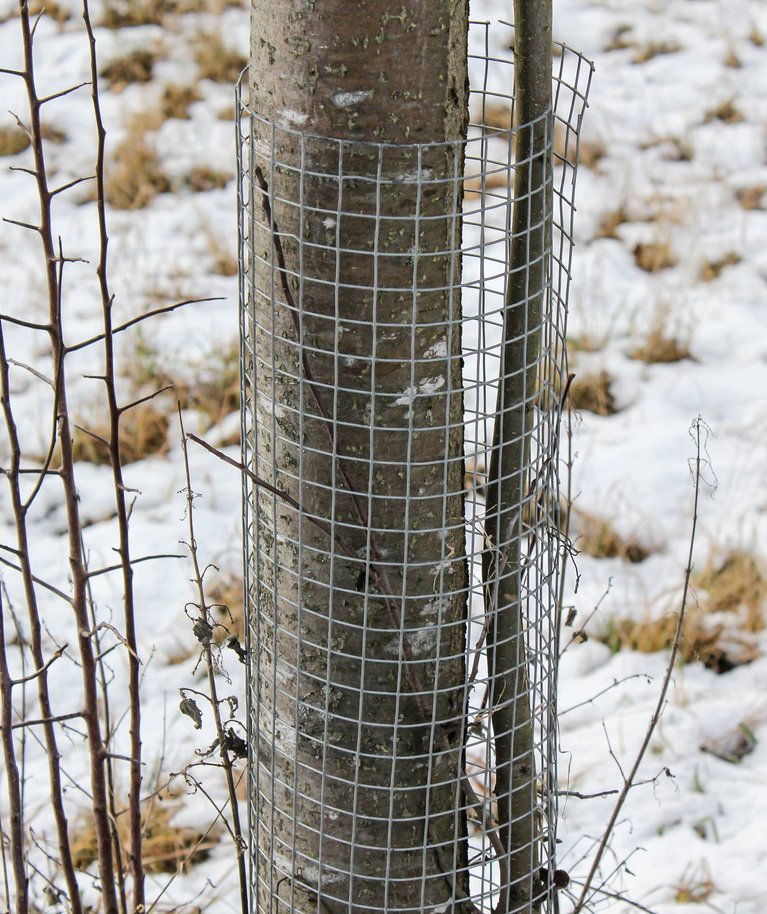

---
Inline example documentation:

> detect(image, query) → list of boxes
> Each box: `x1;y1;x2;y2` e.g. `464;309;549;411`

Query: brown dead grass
71;794;219;875
161;83;202;120
554;121;606;169
195;33;247;83
28;0;71;22
463;170;510;198
704;98;744;125
70;403;170;466
0;125;30;156
105;123;171;210
630;311;690;364
700;252;741;281
736;185;766;211
632;40;681;64
206;571;244;644
101;48;158;89
568;370;618;416
572;508;652;564
598;549;766;673
633;240;677;273
102;0;171;27
182;166;231;193
595;206;630;240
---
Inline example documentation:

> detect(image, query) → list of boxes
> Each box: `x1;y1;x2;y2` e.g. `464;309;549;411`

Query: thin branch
571;419;707;913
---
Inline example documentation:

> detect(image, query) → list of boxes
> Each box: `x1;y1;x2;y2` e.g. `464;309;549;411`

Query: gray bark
248;3;470;912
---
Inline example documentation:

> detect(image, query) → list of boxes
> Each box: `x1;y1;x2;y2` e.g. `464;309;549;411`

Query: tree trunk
483;3;552;912
248;3;470;912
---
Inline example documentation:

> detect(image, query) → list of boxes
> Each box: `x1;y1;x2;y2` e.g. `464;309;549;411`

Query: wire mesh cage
238;23;593;914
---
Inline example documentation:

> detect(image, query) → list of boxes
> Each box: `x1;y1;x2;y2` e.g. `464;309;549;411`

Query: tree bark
483;2;552;912
248;3;470;912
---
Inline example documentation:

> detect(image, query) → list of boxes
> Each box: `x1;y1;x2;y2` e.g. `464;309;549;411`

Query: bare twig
571;418;707;913
178;409;248;914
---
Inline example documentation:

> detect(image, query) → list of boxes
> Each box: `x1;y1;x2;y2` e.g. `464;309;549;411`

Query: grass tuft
632;40;681;64
101;48;157;89
700;252;741;281
105;124;171;210
70;403;170;465
572;508;652;563
704;97;744;125
568;370;618;416
71;793;219;875
0;125;31;156
633;240;677;273
630;311;690;364
160;83;202;120
735;185;766;210
182;166;231;193
194;33;247;83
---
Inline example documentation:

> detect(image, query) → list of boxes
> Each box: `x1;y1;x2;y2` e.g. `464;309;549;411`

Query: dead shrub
71;794;219;875
572;508;651;564
101;48;157;89
633;240;677;272
105;124;171;210
194;33;247;83
568;370;618;416
700;252;741;281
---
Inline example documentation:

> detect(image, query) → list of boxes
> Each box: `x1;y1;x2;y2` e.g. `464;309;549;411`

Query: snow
1;0;767;912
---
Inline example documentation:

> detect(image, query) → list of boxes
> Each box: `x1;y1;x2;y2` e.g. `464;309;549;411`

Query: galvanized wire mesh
239;24;593;914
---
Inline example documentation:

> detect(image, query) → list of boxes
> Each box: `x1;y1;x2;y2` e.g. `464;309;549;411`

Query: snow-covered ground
1;0;766;912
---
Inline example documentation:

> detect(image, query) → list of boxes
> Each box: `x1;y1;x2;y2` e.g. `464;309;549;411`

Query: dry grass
572;508;651;564
28;0;71;23
101;48;158;89
161;83;202;120
700;252;741;281
206;571;244;644
463;170;510;198
604;24;633;52
105;123;171;210
195;33;247;83
182;166;231;193
704;97;744;125
632;40;681;64
476;101;511;130
126;333;240;430
102;0;171;27
630;310;690;364
568;370;618;416
207;236;238;276
673;863;716;905
595;205;630;240
633;240;677;272
554;120;606;169
0;125;31;156
749;23;765;47
735;184;766;210
71;793;219;875
694;549;766;626
597;548;766;673
724;45;743;69
70;403;170;465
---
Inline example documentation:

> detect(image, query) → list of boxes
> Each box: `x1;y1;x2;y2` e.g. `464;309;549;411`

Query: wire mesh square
238;23;593;914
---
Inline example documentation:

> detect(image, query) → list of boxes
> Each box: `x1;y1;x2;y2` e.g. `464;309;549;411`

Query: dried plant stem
81;1;144;905
15;3;118;910
571;419;705;913
0;590;27;914
179;411;248;914
0;319;82;914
